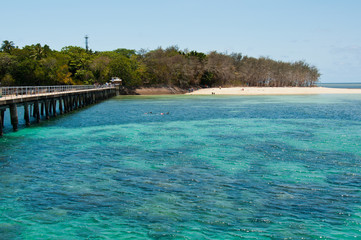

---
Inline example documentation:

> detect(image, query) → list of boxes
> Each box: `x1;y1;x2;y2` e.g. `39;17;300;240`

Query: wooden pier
0;86;117;136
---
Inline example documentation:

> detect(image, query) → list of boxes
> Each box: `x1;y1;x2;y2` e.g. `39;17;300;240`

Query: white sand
186;87;361;95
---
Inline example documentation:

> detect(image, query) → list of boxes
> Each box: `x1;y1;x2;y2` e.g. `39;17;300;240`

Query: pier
0;85;117;136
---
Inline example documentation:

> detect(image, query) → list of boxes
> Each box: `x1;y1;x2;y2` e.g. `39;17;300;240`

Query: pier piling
41;102;44;116
34;101;40;123
0;112;3;136
9;104;18;131
24;103;30;126
1;110;5;128
52;99;57;117
59;98;63;115
44;100;50;120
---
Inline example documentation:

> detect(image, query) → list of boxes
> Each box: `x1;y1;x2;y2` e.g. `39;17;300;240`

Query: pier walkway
0;85;117;136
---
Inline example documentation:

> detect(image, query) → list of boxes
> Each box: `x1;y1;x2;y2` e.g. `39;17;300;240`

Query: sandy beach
185;87;361;95
135;87;186;95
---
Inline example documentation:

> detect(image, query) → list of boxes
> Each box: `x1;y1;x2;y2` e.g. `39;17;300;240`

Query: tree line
0;40;320;88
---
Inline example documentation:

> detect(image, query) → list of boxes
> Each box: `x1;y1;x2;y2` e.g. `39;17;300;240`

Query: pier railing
0;85;114;99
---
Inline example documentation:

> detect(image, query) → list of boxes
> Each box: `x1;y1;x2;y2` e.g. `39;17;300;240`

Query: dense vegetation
0;40;320;88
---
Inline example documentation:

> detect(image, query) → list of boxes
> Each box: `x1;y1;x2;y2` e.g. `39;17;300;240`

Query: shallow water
1;94;361;239
318;82;361;89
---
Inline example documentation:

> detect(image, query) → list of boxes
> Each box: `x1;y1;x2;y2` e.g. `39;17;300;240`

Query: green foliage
188;51;207;61
90;56;111;84
0;40;320;87
75;69;95;85
108;54;135;86
0;52;17;80
61;46;92;76
1;40;16;54
113;48;136;58
200;71;215;87
1;73;15;86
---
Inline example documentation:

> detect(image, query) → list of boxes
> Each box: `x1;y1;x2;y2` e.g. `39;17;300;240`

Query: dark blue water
1;95;361;239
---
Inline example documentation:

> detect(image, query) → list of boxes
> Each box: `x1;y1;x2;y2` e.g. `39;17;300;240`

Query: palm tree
1;40;15;54
31;44;50;60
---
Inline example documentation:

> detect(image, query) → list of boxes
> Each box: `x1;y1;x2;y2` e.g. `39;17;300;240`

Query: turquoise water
1;95;361;239
318;82;361;89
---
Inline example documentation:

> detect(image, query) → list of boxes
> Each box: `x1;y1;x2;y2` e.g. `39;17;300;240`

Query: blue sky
1;0;360;83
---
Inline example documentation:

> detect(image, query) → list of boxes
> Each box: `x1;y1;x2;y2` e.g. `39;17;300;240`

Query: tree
0;52;17;81
113;48;136;58
108;54;135;86
0;42;320;87
1;40;15;54
56;65;74;85
61;46;93;79
90;55;111;84
1;73;15;86
30;43;51;60
204;52;236;87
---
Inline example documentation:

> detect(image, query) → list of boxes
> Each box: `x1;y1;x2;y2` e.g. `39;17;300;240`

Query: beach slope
186;87;361;95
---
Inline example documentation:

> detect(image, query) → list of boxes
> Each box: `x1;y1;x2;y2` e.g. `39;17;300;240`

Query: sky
1;0;360;83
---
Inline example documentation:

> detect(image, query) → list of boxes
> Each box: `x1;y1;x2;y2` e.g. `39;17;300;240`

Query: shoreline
132;86;361;95
185;87;361;96
134;87;186;95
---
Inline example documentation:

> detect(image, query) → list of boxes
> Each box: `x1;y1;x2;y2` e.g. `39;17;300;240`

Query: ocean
318;82;361;89
1;94;361;239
